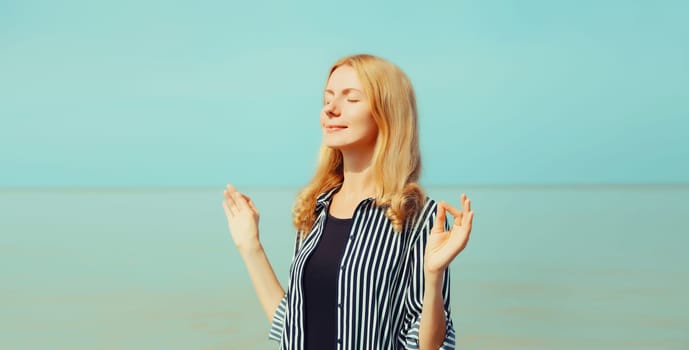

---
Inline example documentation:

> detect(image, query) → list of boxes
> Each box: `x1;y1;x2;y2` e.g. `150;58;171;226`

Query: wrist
237;239;264;257
424;270;444;289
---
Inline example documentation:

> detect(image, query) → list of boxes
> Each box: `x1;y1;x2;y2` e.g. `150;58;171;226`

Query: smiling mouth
325;126;347;132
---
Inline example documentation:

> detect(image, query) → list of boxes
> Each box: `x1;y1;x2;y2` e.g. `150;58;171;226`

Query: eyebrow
324;88;363;95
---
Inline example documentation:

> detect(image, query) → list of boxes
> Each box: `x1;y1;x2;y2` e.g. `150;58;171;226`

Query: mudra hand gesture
222;184;261;252
425;193;475;274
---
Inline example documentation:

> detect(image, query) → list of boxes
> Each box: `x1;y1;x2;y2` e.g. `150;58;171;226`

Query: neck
338;148;375;200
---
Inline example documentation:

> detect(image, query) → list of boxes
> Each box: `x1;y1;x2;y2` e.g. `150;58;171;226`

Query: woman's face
321;65;378;152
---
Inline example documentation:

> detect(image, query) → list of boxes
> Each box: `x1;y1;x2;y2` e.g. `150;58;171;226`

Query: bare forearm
238;243;285;322
418;272;446;350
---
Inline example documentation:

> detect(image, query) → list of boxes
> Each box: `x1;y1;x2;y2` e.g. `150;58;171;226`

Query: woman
222;54;474;349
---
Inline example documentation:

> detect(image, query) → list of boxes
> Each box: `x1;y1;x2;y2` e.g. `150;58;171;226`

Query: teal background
2;1;688;349
1;0;687;187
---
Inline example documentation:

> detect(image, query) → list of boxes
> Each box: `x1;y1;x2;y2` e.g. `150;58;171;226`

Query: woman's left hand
424;194;475;275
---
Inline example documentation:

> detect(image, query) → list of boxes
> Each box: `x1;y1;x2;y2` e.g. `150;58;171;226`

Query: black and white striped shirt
268;186;456;349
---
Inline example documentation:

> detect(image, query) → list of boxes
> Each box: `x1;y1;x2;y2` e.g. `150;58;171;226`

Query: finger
243;194;259;214
462;210;474;229
444;203;463;218
442;203;464;227
226;184;238;196
224;189;238;211
455;211;463;226
462;195;471;214
432;202;447;233
222;198;234;217
233;190;250;210
223;190;236;215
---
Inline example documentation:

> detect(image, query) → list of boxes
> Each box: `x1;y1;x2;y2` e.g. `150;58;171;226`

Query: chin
324;142;347;150
322;136;347;149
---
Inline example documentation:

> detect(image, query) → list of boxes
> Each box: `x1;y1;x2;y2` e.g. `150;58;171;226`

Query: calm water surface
1;185;687;349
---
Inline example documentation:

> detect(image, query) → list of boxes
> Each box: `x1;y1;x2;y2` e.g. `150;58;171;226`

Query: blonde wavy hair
292;54;425;235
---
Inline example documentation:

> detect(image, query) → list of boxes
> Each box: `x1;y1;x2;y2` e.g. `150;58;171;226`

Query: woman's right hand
222;184;261;253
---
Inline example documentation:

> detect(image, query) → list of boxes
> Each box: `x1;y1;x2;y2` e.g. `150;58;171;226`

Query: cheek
366;119;379;138
351;105;373;123
353;112;377;138
358;108;376;132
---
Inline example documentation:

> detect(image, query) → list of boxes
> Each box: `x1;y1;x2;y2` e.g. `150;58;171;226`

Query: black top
303;213;354;349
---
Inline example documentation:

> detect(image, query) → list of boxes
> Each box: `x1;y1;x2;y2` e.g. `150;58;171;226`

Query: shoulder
403;196;439;236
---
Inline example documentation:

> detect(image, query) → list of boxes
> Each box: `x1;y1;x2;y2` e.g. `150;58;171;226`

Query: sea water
1;185;687;349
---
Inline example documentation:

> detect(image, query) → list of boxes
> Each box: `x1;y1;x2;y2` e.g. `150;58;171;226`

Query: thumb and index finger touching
224;184;258;213
434;194;474;230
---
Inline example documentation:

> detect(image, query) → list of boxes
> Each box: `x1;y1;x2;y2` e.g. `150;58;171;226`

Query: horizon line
1;182;688;192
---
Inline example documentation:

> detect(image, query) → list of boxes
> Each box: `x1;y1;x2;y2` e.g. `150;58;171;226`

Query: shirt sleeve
267;232;301;343
268;294;288;342
399;202;456;349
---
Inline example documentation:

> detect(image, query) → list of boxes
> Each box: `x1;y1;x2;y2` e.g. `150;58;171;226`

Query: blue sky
1;0;687;187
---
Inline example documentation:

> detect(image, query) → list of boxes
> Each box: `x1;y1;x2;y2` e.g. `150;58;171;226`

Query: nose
324;98;341;118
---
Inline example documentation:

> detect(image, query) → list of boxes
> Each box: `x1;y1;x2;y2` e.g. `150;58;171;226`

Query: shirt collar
315;183;342;213
314;183;379;213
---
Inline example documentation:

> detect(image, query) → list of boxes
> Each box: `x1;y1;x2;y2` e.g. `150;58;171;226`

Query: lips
325;125;347;131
